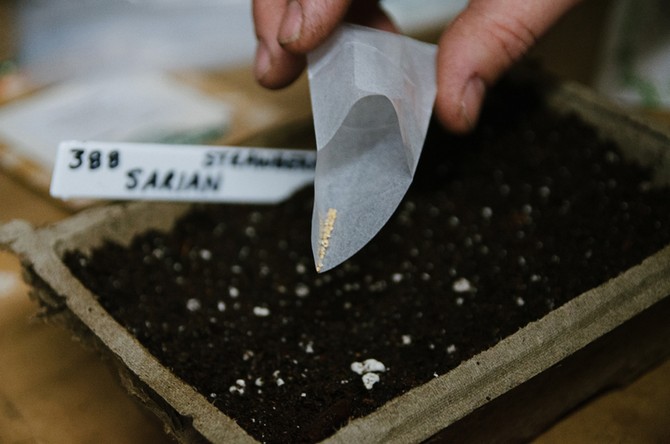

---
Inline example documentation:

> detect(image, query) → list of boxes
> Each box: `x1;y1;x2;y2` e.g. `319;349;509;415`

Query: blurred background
6;0;471;85
1;0;668;184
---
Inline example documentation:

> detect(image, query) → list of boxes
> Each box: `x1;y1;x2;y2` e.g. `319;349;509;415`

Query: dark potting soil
65;78;670;443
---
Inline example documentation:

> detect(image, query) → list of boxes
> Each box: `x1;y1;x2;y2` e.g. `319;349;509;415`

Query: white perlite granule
186;298;201;311
350;358;386;375
452;277;473;293
350;362;365;375
351;358;387;390
361;372;380;390
229;379;246;395
294;283;310;297
253;306;270;317
303;341;315;354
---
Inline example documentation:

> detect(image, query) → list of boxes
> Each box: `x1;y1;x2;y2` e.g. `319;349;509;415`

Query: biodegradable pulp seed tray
2;72;670;443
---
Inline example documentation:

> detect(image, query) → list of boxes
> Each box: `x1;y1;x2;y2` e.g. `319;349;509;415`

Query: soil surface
65;78;670;443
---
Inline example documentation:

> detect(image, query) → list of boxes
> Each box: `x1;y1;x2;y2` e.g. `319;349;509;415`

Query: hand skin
252;0;582;134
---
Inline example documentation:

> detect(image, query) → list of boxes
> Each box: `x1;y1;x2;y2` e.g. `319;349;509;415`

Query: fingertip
436;76;486;135
435;102;473;136
275;0;395;55
253;36;306;89
253;40;272;84
253;0;306;89
460;76;487;133
278;0;304;46
253;40;306;89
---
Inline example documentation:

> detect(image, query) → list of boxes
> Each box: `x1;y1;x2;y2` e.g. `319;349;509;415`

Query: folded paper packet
307;24;437;272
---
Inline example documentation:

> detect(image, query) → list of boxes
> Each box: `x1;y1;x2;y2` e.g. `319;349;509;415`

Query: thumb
435;0;581;134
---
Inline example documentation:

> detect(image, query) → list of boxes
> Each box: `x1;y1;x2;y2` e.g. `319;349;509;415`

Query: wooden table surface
1;1;669;442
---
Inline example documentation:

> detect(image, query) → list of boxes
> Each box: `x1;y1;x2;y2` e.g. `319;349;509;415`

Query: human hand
252;0;581;134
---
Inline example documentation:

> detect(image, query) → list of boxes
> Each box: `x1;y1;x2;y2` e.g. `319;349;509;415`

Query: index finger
278;0;396;52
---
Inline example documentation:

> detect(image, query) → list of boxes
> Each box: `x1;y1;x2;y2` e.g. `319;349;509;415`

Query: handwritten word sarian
126;168;221;193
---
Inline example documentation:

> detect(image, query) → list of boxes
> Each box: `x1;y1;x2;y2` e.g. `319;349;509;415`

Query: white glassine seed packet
307;24;437;272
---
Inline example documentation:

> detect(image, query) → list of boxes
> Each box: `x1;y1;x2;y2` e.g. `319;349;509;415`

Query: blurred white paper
17;0;256;85
307;24;437;272
0;73;231;171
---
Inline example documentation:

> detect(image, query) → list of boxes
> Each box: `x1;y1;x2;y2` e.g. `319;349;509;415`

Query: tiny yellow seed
316;208;338;271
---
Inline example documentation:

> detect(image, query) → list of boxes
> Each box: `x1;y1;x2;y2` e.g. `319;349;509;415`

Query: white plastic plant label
307;24;437;272
50;140;315;203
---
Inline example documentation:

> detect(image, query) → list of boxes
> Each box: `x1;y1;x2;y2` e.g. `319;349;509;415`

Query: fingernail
278;0;303;45
254;40;271;82
461;77;486;131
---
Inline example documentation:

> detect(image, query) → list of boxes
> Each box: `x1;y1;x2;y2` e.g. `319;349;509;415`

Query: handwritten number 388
69;149;120;170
